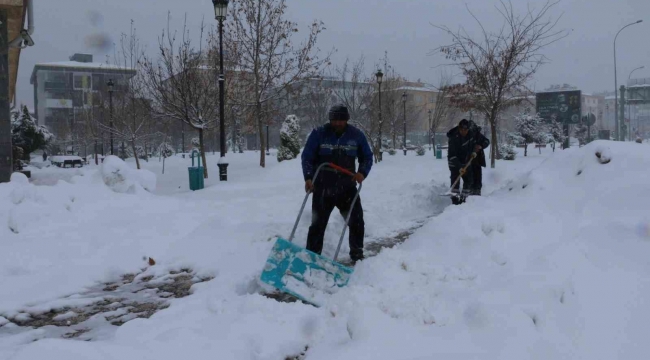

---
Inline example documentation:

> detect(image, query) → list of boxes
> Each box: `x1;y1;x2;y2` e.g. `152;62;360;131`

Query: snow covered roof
30;61;136;84
628;84;650;89
394;86;438;92
34;61;133;70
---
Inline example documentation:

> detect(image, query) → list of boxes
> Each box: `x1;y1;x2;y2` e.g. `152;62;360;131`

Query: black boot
350;249;364;264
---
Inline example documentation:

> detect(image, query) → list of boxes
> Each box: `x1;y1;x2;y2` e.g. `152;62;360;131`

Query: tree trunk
490;119;497;168
539;144;542;154
257;101;265;168
94;140;99;165
181;122;185;153
199;128;208;178
131;138;141;170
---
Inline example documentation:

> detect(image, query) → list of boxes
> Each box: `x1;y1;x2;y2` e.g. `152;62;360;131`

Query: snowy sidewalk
2;148;557;359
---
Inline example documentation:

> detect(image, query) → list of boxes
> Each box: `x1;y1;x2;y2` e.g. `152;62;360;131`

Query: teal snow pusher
259;162;361;307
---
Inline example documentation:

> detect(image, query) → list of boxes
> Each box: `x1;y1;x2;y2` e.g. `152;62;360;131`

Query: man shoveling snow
301;104;374;263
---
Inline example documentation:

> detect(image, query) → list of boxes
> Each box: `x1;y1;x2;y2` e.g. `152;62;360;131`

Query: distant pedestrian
42;151;47;162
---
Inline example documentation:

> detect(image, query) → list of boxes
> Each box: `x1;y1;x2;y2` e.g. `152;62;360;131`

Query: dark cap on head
329;104;350;121
459;119;469;129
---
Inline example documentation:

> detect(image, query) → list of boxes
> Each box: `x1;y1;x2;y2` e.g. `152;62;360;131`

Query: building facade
626;77;650;139
1;0;32;182
30;53;136;138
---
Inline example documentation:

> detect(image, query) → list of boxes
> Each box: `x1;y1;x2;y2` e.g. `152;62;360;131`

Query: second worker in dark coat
446;119;489;196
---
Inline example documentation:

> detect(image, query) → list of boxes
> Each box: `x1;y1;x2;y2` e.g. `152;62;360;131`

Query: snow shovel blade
259;237;354;307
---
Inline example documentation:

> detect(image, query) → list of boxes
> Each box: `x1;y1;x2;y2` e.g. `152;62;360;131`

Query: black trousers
471;164;483;195
450;165;474;195
306;186;364;259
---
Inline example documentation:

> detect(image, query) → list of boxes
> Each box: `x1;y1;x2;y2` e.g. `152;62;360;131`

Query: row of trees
292;53;460;163
505;110;600;159
49;0;572;174
48;0;329;178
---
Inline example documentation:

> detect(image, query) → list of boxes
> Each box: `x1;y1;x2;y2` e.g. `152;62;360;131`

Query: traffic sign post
536;90;582;149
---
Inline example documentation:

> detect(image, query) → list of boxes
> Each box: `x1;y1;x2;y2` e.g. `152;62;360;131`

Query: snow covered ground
2;142;648;359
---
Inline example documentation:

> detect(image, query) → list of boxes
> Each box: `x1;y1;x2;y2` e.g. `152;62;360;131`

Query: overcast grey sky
16;0;650;108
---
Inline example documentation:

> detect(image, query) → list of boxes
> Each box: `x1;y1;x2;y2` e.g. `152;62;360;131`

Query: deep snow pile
2;142;648;359
99;155;157;193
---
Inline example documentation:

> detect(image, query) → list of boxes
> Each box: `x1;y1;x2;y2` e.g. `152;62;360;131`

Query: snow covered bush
191;137;200;150
416;146;426;156
574;123;599;146
498;143;517;160
277;115;301;162
388;148;397;156
99;156;156;193
126;145;147;159
514;112;545;156
158;143;174;158
11;105;53;161
548;116;567;152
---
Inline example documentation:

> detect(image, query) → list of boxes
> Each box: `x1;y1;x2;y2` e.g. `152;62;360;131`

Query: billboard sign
536;90;581;124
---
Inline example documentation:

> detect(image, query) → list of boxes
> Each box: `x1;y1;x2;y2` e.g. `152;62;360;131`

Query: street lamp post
614;20;643;141
402;91;407;155
107;79;114;155
428;109;432;151
375;69;383;162
628;65;644;141
213;0;230;180
266;124;270;156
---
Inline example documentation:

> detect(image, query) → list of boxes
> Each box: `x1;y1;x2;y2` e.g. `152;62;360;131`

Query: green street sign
536;90;582;124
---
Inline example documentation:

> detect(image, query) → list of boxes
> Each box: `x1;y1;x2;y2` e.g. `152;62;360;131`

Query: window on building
45;90;69;100
83;92;94;107
72;90;84;107
74;74;92;89
92;74;105;91
44;71;68;91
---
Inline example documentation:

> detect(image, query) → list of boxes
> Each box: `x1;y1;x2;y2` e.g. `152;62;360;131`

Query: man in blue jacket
301;104;373;263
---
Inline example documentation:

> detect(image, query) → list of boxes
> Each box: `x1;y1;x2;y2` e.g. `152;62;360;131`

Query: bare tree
99;23;154;170
142;16;218;177
227;0;331;167
429;75;459;149
330;56;377;151
376;55;405;149
297;74;334;131
433;0;569;167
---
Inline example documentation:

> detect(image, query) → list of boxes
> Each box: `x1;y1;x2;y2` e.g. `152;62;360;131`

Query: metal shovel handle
449;152;476;193
288;162;363;262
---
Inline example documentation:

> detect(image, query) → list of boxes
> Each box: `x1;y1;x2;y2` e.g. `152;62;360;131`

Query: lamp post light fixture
402;91;407;155
375;69;383;161
213;0;230;180
107;78;114;155
614;19;643;141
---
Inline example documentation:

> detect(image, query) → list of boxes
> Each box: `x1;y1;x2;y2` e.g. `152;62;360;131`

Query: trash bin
435;145;442;159
188;150;204;191
217;159;229;181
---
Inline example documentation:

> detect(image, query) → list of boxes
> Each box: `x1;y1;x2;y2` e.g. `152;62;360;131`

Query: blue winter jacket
301;123;373;187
